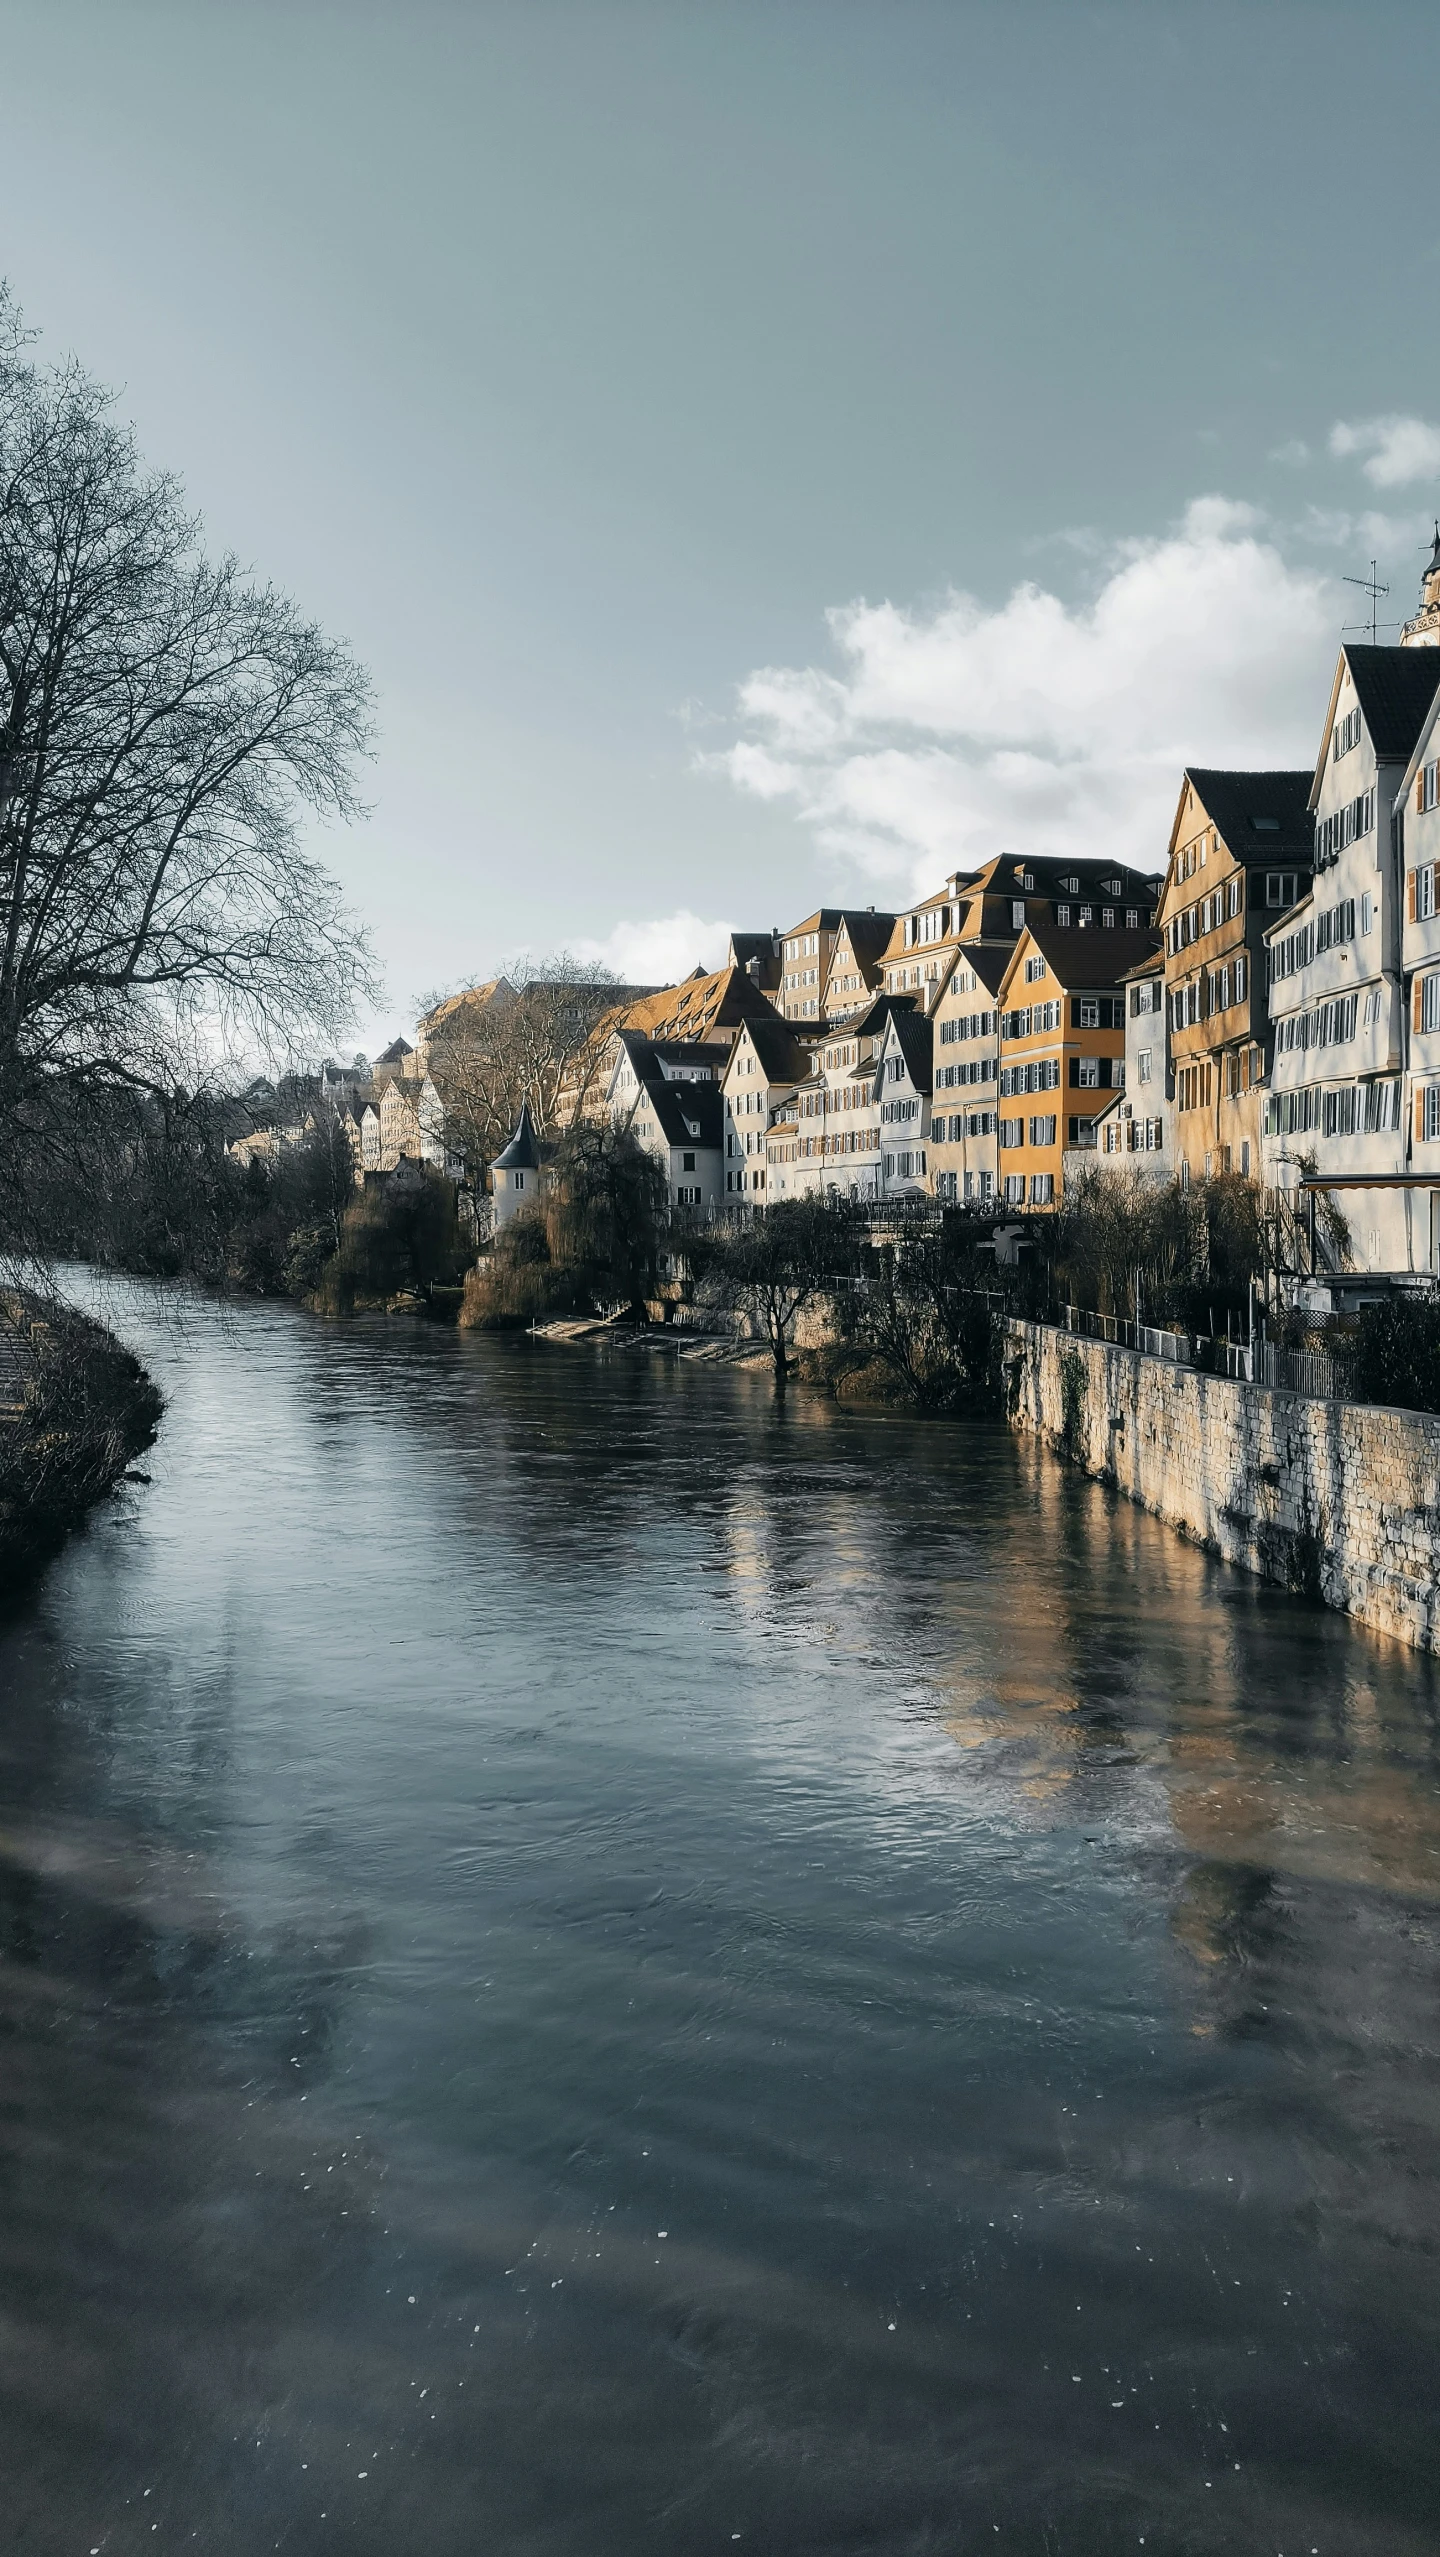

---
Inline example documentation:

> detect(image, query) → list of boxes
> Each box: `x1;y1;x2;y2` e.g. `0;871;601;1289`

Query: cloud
1330;415;1440;487
576;908;733;985
709;499;1337;890
1269;438;1311;467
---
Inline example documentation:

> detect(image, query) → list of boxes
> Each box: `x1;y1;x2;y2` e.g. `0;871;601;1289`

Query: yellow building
1157;768;1312;1182
994;922;1160;1207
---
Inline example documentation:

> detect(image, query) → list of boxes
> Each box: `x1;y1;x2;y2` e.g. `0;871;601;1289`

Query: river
1;1280;1437;2556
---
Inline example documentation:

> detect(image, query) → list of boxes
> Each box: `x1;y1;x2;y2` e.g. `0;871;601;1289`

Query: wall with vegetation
1005;1319;1440;1653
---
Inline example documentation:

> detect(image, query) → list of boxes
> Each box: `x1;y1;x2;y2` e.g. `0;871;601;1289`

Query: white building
721;1017;808;1201
490;1104;546;1228
1090;951;1173;1172
609;1031;726;1208
1393;669;1440;1272
877;1008;933;1200
1262;646;1439;1271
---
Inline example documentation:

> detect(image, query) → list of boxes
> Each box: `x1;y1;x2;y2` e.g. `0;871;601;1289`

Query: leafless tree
420;953;619;1169
0;286;377;1189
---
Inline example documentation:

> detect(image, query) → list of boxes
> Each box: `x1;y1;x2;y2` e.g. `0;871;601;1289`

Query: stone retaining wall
1005;1319;1440;1651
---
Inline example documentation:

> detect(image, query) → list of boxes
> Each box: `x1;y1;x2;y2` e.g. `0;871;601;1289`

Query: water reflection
0;1283;1436;2554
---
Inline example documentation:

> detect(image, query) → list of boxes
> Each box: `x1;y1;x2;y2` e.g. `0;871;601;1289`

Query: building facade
1261;647;1439;1269
1158;768;1312;1182
993;924;1158;1207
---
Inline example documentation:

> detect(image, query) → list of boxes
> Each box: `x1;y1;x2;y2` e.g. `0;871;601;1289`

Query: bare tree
689;1197;860;1396
0;287;377;1182
420;954;619;1169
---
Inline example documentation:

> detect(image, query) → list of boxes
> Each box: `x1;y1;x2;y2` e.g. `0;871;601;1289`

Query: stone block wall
1005;1320;1440;1652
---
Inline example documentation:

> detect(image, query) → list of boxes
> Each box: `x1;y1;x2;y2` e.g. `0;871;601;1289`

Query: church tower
1400;524;1440;645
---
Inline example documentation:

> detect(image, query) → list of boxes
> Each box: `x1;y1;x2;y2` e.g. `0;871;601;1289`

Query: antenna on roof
1343;559;1390;643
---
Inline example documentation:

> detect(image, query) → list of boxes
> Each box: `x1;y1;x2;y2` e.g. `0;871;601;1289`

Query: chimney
746;956;762;983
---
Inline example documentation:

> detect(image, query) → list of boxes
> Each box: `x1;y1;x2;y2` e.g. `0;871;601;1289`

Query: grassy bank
0;1291;164;1592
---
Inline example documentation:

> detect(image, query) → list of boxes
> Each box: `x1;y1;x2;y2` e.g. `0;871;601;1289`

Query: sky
7;0;1440;1049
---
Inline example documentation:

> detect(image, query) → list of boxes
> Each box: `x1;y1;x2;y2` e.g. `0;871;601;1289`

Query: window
1314;788;1376;869
1419;759;1440;813
682;1151;695;1170
1361;891;1374;935
1227;876;1243;919
1138;1048;1152;1084
1003;1175;1025;1204
1332;706;1362;761
1028;1116;1057;1147
1056;904;1071;927
1125;907;1138;929
1030;1173;1054;1204
1078;905;1093;927
1011;901;1026;928
1426;1086;1440;1144
1421;974;1440;1035
1413;865;1437;922
1025;954;1046;981
999;1117;1024;1148
1074;1055;1100;1089
1266;872;1300;909
1102;908;1116;928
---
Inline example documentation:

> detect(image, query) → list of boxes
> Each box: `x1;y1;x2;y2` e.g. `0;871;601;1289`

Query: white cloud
576;908;732;985
1330;415;1440;487
1269;438;1311;467
710;499;1337;891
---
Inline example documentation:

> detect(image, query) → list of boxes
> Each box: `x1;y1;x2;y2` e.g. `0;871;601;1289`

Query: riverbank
0;1289;163;1591
1008;1314;1440;1652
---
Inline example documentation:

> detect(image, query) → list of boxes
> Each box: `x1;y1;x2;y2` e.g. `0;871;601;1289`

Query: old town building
1158;768;1312;1182
993;922;1158;1207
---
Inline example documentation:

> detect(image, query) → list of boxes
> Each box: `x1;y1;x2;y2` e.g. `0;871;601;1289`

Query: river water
1;1281;1438;2557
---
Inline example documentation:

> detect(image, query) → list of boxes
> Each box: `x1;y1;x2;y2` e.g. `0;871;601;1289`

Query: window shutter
1068;1057;1079;1087
1418;1092;1427;1146
1410;870;1419;922
1417;976;1426;1035
1420;774;1427;814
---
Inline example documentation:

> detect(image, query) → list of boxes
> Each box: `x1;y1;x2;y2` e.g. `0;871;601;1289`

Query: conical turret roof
492;1102;541;1173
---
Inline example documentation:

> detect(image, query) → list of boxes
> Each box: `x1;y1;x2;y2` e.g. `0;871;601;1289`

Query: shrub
312;1167;464;1315
460;1213;574;1329
0;1291;164;1588
1349;1296;1440;1416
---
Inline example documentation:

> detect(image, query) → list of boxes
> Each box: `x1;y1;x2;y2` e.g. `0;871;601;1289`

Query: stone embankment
1005;1318;1440;1652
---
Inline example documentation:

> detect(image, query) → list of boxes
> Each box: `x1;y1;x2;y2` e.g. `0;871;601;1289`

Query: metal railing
1062;1305;1193;1365
1059;1305;1344;1400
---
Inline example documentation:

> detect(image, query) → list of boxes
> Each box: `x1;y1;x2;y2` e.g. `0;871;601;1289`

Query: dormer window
1078;905;1093;927
1056;904;1071;927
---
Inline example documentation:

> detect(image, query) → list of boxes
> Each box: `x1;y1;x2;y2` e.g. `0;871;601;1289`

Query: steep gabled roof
1310;645;1440;805
648;1077;724;1151
615;962;782;1046
1393;663;1440;810
951;942;1013;996
883;1006;934;1095
996;923;1161;1006
850;989;919;1040
1182;768;1314;861
726;1016;811;1088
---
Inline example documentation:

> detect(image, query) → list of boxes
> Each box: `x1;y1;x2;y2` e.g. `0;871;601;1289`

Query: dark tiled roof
1341;646;1440;764
850;989;918;1040
376;1036;411;1064
887;1007;934;1094
732;1017;811;1087
947;943;1012;996
492;1103;541;1172
1187;767;1314;859
649;1078;724;1150
1009;924;1162;994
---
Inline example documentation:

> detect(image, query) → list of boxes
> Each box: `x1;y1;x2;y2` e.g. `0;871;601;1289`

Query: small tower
1401;523;1440;646
490;1103;545;1228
